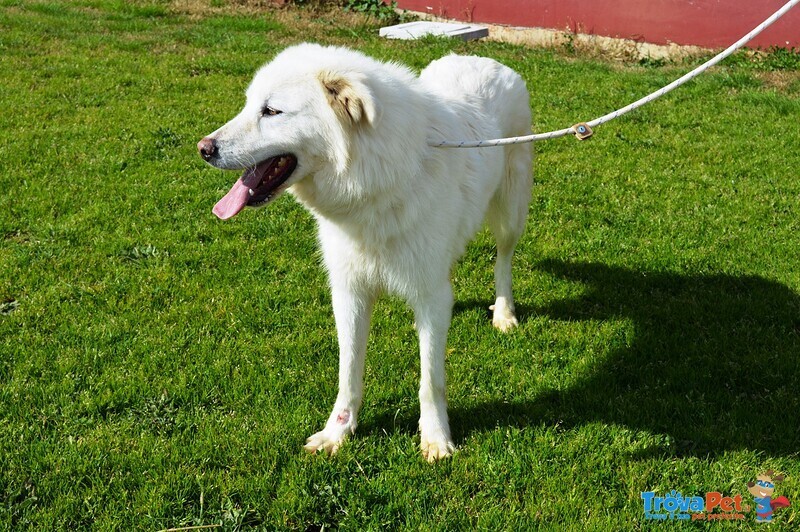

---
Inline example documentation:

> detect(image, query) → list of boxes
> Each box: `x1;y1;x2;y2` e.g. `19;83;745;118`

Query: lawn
1;0;799;529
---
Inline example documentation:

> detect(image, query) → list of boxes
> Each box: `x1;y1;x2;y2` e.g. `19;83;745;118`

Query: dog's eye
261;105;282;117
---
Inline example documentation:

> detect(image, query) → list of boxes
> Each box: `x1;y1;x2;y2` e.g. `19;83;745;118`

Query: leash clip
573;122;593;140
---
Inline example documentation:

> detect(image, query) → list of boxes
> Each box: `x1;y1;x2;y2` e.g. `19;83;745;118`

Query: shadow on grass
371;259;800;458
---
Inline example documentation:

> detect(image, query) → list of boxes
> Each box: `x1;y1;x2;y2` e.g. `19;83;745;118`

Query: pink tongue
213;167;264;220
212;179;251;220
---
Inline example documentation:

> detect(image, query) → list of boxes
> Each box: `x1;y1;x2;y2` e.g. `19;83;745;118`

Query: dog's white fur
202;44;532;461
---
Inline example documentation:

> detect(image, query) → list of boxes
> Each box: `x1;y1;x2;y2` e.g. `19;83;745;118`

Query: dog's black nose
197;137;218;161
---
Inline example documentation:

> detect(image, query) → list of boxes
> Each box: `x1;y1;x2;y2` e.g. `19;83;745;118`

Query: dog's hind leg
304;284;376;456
486;143;533;332
412;281;456;461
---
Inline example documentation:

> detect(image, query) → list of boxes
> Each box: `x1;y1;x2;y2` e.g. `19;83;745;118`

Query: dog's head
198;44;379;220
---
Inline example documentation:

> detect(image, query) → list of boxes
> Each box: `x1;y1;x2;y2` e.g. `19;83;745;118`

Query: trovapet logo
641;471;791;523
641;490;747;521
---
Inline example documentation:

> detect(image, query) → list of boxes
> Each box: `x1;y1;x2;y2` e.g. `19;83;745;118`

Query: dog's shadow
369;259;800;458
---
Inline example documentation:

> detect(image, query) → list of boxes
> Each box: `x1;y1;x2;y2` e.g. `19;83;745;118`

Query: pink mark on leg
336;410;351;425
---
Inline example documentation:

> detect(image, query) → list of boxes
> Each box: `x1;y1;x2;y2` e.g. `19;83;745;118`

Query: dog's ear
319;71;377;127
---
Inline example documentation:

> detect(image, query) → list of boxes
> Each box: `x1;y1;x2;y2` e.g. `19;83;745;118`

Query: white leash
430;0;800;148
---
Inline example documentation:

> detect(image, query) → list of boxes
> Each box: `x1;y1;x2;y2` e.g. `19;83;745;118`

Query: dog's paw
490;303;518;332
304;409;357;456
420;437;455;462
304;430;347;456
493;314;519;332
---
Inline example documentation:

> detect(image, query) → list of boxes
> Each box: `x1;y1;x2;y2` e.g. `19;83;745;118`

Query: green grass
2;0;800;529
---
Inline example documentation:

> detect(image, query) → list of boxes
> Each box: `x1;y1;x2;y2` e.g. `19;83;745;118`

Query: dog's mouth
212;154;298;220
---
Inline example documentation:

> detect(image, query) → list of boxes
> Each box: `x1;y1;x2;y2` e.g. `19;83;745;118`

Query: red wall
395;0;800;49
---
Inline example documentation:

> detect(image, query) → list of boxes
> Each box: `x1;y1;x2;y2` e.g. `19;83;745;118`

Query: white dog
198;44;532;461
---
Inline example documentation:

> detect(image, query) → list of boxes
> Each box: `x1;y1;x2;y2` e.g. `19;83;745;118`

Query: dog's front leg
304;284;375;456
413;282;456;462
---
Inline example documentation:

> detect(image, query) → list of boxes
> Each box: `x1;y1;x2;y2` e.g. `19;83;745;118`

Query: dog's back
420;54;531;142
